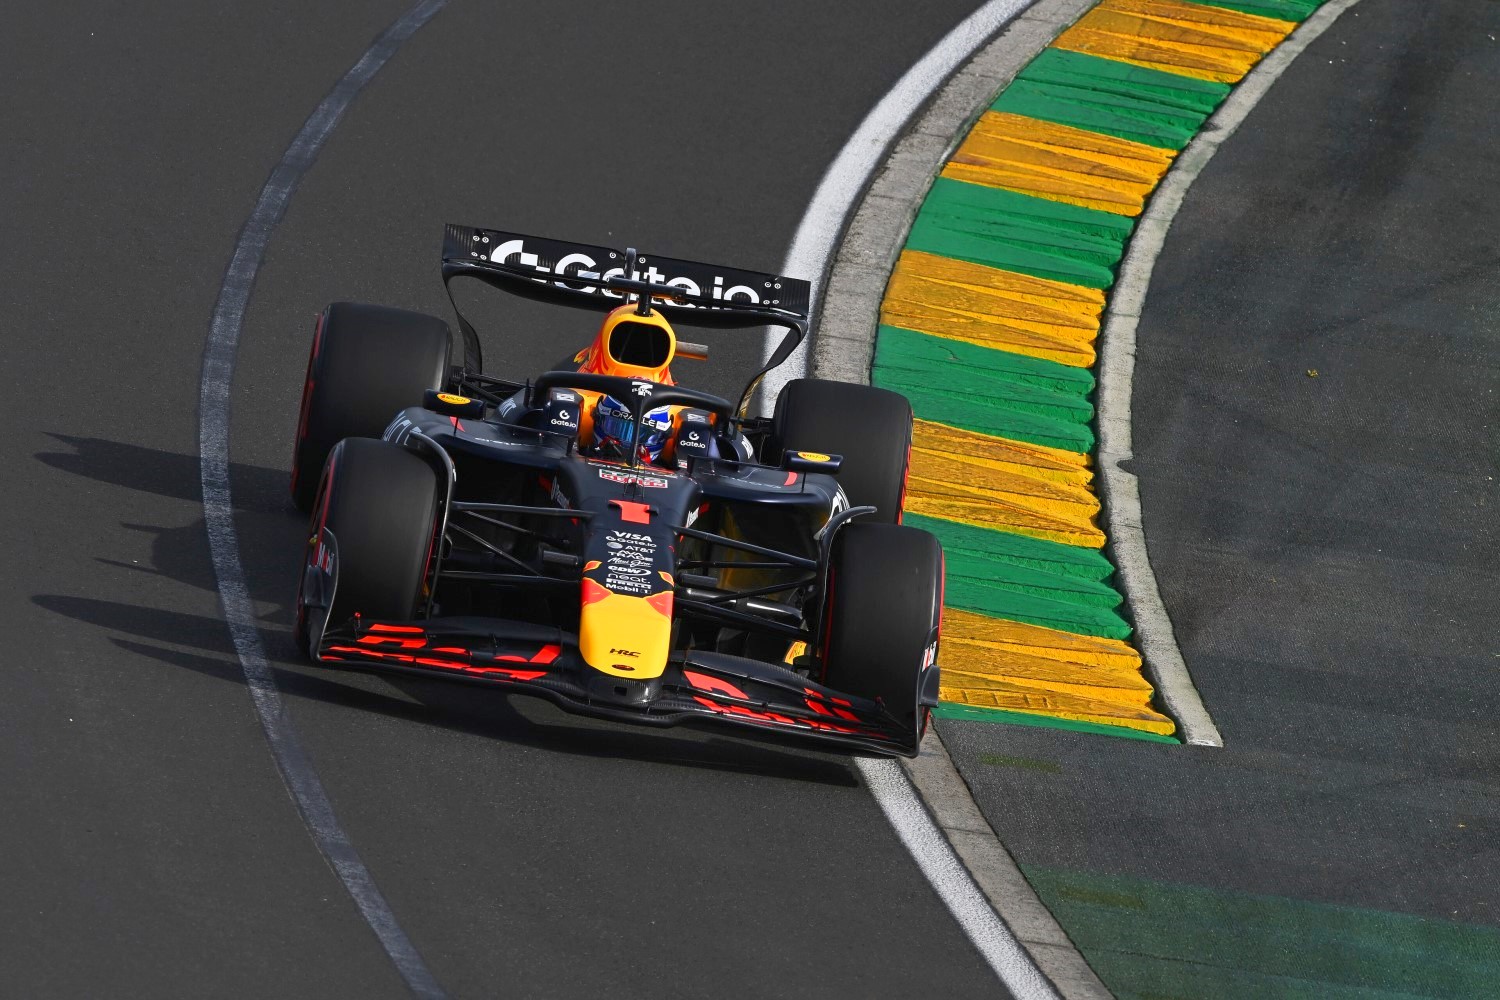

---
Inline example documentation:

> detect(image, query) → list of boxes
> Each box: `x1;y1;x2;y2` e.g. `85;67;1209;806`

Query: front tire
296;438;440;655
290;302;451;512
821;523;943;746
769;379;912;523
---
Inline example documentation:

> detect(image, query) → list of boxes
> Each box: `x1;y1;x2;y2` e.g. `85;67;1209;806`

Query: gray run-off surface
942;0;1499;934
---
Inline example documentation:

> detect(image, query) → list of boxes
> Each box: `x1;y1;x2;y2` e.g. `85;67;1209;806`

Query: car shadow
34;594;859;786
35;433;289;511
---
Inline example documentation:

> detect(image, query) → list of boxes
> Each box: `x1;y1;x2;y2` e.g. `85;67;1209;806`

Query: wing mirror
424;390;485;418
781;450;842;475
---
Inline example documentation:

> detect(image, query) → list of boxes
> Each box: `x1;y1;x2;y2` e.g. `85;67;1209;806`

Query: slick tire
821;523;943;745
299;437;440;654
769;379;912;523
290;301;451;512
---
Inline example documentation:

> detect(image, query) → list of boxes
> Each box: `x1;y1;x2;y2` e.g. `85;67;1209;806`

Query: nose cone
579;580;673;679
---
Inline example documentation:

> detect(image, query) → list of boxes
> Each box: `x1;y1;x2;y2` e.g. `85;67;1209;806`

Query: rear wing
440;225;810;409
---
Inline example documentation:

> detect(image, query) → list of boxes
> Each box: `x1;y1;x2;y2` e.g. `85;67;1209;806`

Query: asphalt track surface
3;3;1021;998
944;0;1500;943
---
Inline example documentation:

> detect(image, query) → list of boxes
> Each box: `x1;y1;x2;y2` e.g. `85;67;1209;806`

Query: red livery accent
610;499;652;524
368;623;425;634
803;687;863;723
783;471;798;487
683;670;749;700
581;578;610;605
356;634;427;649
691;695;797;727
327;645;414;663
530;643;562;665
646;591;673;617
470;667;547;681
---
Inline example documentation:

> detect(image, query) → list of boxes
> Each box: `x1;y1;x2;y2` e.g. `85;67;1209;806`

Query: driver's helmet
594;394;672;465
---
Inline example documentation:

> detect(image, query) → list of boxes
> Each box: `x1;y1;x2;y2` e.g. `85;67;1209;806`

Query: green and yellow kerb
876;0;1326;739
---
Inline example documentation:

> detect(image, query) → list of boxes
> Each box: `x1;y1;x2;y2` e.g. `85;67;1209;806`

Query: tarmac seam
196;2;451;996
819;2;1114;997
1095;0;1367;747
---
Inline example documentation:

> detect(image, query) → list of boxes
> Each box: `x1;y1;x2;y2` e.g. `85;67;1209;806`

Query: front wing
316;616;920;756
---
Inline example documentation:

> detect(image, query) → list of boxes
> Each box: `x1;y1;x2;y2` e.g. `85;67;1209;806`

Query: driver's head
593;394;672;465
577;304;677;383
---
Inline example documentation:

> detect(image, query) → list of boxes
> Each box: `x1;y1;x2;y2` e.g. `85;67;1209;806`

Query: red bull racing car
290;225;943;756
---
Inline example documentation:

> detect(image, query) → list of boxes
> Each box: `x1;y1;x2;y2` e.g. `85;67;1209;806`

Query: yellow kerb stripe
1052;0;1297;84
882;250;1105;368
908;420;1103;547
940;608;1176;735
942;111;1177;216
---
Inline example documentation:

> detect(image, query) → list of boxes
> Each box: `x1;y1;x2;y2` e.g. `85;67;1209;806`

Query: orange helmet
574;304;677;385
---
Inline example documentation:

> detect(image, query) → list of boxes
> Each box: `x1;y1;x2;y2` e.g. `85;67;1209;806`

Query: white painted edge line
1095;0;1366;749
859;754;1064;1000
812;2;1112;998
197;2;450;996
894;731;1114;999
751;0;1038;415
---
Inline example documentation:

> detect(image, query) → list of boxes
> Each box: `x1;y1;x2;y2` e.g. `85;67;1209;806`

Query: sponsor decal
384;415;414;444
601;529;660;595
489;238;772;307
437;392;472;406
797;451;832;463
599;469;669;489
610;648;639;657
545;389;580;434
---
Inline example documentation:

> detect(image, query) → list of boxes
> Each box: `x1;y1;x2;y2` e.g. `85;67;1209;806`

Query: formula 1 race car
290;224;943;756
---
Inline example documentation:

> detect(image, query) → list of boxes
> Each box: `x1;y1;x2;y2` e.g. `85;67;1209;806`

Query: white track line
1095;0;1366;748
197;2;450;996
753;0;1036;414
860;757;1061;999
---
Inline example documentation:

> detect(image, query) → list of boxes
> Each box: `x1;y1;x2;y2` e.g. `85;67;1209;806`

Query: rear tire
290;302;451;512
821;523;942;745
769;379;912;523
297;438;440;655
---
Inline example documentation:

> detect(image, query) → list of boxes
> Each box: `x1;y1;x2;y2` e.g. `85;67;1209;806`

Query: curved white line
198;2;450;995
753;0;1037;414
1095;0;1366;748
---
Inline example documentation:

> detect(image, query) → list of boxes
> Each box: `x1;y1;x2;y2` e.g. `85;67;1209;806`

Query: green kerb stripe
916;509;1130;638
933;703;1178;742
945;569;1130;639
906;512;1114;584
1185;0;1322;20
877;325;1095;397
994;49;1231;150
1023;865;1500;1000
907;177;1132;289
873;327;1094;451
